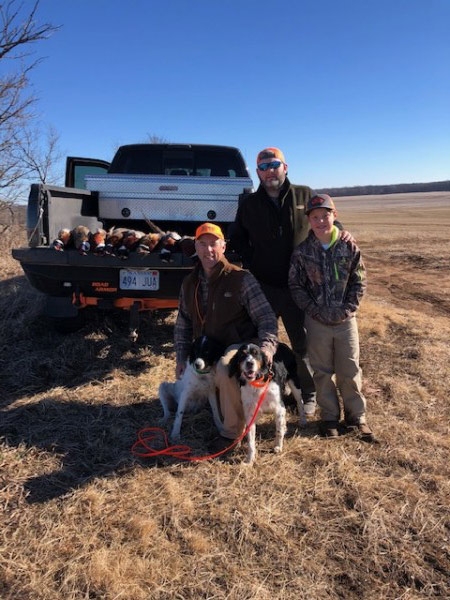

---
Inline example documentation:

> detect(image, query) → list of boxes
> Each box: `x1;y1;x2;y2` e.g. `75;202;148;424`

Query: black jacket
228;178;313;287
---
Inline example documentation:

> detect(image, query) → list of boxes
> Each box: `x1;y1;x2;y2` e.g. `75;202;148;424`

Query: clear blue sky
28;0;450;188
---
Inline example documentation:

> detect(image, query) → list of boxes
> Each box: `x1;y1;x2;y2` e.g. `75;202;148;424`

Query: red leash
131;375;272;462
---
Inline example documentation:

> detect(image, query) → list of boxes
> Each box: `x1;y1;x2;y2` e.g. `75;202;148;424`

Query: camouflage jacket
288;228;367;326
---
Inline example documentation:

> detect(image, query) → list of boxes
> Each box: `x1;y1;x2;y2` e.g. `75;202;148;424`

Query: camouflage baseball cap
305;194;336;215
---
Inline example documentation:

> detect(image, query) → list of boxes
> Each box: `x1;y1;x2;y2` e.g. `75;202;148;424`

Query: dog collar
249;375;271;388
194;366;211;375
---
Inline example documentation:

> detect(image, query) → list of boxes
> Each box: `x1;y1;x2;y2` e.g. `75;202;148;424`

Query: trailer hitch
129;301;140;342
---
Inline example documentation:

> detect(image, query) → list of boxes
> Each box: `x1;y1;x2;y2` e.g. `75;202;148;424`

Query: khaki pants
305;315;366;424
214;344;246;439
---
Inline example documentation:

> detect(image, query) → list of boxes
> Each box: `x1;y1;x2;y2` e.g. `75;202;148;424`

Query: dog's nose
194;359;206;370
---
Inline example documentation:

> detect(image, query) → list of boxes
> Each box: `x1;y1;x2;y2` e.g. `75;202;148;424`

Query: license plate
119;269;160;290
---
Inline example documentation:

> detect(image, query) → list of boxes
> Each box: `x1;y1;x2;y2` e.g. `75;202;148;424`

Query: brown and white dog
158;336;225;442
229;342;307;464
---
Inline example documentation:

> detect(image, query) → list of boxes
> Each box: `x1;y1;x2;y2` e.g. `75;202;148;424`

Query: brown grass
1;192;449;599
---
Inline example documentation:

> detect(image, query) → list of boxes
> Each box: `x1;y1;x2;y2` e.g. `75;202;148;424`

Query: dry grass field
1;192;449;600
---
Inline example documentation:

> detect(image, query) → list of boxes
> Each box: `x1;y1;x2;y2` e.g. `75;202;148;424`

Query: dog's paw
243;453;256;465
273;445;283;454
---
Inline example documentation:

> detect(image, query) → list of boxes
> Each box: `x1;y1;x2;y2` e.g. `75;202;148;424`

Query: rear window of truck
108;144;249;178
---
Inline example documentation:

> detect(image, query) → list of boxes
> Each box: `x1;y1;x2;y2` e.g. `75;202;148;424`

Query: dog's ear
228;351;240;379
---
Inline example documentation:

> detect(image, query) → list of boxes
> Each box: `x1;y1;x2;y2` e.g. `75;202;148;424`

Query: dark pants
260;282;316;400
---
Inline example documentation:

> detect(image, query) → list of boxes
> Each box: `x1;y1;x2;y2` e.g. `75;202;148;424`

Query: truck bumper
11;247;195;312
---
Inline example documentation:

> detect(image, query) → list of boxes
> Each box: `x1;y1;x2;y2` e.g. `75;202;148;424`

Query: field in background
0;192;449;599
337;192;450;319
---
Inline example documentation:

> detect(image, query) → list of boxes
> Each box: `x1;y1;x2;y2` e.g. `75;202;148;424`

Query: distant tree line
317;180;450;197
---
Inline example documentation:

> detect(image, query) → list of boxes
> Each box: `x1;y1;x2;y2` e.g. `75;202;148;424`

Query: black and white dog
229;342;307;464
159;336;225;441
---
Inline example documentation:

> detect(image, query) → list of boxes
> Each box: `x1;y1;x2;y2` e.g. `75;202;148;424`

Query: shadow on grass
0;394;324;503
0;396;164;503
0;275;177;408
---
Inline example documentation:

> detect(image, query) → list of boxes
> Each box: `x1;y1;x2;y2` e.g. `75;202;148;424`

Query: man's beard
260;175;285;194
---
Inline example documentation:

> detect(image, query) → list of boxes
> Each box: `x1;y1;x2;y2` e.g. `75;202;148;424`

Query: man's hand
261;349;273;371
340;229;355;244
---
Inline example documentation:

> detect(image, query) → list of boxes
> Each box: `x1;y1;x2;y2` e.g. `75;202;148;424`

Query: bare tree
0;0;59;213
146;133;169;143
14;123;62;181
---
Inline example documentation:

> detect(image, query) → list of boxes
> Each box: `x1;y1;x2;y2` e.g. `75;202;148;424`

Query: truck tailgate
12;247;195;301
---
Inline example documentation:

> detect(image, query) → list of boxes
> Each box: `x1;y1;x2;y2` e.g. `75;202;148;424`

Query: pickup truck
12;143;253;335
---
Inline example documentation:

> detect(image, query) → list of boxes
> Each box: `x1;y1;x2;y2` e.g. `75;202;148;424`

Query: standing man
174;222;278;451
229;147;317;414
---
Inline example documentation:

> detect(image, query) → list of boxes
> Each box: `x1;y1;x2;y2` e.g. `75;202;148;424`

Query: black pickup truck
12;143;253;334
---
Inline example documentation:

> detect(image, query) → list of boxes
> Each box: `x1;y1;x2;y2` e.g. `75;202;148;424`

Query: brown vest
182;257;257;347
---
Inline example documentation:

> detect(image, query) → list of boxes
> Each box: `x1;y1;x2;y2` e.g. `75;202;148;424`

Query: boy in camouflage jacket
288;194;375;441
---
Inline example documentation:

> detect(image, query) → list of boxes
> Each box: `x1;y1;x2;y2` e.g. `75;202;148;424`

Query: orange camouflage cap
195;222;225;240
256;147;286;165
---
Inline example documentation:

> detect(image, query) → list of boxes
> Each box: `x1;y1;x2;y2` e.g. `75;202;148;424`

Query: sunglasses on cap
257;160;283;171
